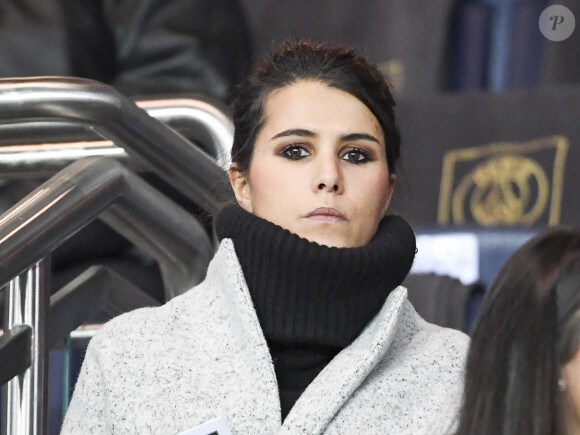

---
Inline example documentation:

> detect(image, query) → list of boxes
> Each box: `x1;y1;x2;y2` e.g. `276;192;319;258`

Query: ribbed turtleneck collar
214;204;416;348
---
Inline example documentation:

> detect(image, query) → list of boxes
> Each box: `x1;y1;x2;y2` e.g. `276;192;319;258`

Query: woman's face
561;341;580;432
230;79;394;248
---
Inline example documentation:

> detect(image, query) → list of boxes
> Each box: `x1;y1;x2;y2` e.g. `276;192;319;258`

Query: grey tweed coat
61;239;469;435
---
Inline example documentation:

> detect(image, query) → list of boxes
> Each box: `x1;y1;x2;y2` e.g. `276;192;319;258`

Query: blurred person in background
0;0;252;100
456;228;580;435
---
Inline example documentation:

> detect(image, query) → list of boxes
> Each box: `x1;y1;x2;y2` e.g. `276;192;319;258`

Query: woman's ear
229;164;253;212
383;173;396;214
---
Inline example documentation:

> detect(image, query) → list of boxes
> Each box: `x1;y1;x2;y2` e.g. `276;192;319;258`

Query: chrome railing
0;95;234;179
0;155;215;433
0;78;233;434
0;156;214;298
0;78;235;215
2;260;50;435
0;140;133;179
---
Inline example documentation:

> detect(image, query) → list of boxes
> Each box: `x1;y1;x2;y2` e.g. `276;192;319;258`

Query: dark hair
230;40;401;174
557;257;580;368
456;228;580;435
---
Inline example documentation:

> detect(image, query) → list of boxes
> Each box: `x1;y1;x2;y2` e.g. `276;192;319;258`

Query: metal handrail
0;95;235;179
0;78;234;215
0;78;234;434
0;156;214;296
1;156;215;434
0;141;133;179
137;96;233;170
2;259;50;435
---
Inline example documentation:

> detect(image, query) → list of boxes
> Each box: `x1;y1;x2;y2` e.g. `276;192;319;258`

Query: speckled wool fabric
61;239;469;435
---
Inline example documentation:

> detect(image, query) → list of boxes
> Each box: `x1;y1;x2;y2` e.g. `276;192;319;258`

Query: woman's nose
312;155;343;193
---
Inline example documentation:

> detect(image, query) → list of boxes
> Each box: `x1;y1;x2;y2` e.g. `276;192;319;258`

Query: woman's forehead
261;80;383;140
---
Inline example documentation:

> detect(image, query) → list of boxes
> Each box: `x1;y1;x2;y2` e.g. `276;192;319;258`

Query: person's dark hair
558;257;580;355
456;228;580;435
230;40;400;174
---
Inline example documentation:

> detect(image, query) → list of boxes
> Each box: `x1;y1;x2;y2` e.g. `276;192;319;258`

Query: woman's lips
305;207;347;222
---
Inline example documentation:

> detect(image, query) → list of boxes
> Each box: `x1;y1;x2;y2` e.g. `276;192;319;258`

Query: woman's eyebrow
341;133;380;144
271;128;317;140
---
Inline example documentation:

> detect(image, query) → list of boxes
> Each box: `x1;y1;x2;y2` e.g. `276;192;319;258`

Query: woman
456;228;580;435
62;41;469;434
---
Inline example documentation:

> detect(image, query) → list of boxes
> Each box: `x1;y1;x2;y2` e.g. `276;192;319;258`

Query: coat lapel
279;287;408;434
205;239;282;431
210;239;410;434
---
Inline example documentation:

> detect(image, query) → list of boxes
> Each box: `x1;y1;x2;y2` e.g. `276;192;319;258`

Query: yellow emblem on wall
438;136;568;227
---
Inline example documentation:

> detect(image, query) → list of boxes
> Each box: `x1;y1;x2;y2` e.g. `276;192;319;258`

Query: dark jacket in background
0;0;252;100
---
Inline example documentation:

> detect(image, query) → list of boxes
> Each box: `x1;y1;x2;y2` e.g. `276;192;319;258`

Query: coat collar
282;287;410;434
206;238;414;433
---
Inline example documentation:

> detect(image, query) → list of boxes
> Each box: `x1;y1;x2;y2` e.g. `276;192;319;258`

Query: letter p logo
540;5;575;41
550;15;565;30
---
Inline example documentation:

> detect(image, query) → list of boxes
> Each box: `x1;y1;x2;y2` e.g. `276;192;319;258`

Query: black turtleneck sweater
215;205;416;419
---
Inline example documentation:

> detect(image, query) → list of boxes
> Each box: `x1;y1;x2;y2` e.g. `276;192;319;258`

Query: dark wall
239;0;457;98
393;85;580;230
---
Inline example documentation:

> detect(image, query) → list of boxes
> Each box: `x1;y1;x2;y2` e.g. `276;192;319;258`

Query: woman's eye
280;145;310;160
342;148;371;163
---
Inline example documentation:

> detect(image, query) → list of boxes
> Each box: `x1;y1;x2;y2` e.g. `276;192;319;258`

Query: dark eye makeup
277;144;374;164
279;144;310;160
341;147;373;164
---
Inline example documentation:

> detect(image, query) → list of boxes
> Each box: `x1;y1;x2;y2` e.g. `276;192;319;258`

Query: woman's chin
294;227;361;248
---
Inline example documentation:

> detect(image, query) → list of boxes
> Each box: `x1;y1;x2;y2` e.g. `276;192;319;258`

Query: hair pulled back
231;40;400;174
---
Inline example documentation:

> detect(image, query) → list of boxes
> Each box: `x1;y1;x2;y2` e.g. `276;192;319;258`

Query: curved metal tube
137;97;233;170
0;156;214;299
0;77;234;215
0;96;234;172
0;141;133;179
